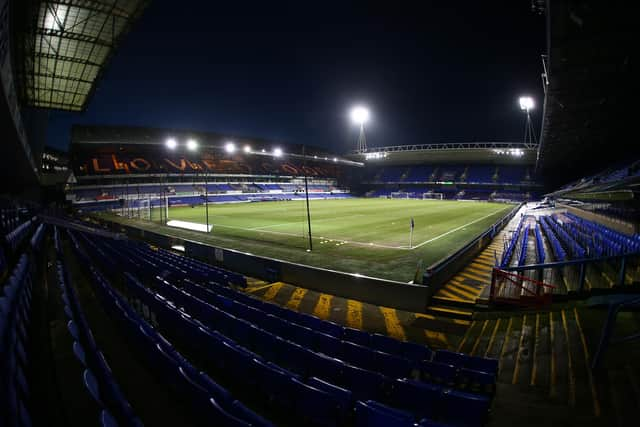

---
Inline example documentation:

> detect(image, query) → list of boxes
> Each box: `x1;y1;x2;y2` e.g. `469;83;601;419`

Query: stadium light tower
518;96;538;149
350;105;370;152
186;139;198;151
225;141;236;153
165;138;177;150
273;147;283;157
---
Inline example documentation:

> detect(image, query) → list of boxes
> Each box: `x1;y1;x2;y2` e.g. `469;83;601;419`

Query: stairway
464;306;640;426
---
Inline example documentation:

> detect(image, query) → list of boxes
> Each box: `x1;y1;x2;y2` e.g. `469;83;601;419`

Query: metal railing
489;268;556;306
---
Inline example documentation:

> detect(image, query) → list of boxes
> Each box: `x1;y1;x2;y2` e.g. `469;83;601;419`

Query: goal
390;192;410;199
422;192;444;200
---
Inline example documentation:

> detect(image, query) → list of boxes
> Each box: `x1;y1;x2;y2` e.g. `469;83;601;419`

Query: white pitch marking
408;209;504;250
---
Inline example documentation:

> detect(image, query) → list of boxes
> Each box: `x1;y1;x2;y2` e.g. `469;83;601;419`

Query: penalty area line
408;209;505;250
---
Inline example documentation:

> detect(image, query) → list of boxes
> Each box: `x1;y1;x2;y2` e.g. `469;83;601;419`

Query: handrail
591;295;640;370
489;268;556;306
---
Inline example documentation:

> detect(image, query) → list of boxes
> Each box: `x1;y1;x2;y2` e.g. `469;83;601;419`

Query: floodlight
225;141;236;153
273;147;283;157
261;149;266;153
243;145;251;153
165;138;177;150
186;139;198;151
350;106;370;125
519;96;534;112
333;157;338;162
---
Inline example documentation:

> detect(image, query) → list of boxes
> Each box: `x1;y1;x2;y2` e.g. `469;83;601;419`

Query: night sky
46;1;545;154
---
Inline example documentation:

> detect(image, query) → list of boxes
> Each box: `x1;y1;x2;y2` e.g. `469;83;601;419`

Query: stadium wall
102;221;431;312
422;203;522;300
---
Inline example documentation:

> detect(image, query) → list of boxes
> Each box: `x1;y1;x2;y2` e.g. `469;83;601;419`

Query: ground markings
573;308;601;417
313;293;333;320
345;299;363;329
379;307;406;341
560;309;576;407
285;287;308;311
262;282;284;301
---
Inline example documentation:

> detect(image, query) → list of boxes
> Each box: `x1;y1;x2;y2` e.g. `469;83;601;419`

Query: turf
102;198;514;282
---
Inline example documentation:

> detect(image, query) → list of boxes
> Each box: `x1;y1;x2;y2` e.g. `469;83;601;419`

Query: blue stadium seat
401;341;433;362
313;331;342;358
308;352;344;385
421;360;458;386
307;376;353;420
341;363;388;401
458;368;496;395
370;333;404;356
341;341;375;371
343;327;370;346
390;378;441;420
434;350;498;376
440;389;490;427
291;377;345;427
278;340;311;376
354;400;415;427
373;350;414;379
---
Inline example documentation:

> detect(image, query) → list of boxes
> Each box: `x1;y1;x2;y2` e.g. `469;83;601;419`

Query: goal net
390;192;410;199
422;192;444;200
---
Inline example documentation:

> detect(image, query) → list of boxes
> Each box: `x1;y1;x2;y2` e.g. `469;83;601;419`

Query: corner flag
409;217;415;248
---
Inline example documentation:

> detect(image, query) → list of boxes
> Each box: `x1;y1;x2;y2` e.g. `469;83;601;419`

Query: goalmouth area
100;198;514;282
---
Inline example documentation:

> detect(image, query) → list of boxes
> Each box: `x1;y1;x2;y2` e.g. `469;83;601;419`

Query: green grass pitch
106;198;513;282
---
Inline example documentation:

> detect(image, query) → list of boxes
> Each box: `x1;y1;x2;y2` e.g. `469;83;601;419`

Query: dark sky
46;1;545;154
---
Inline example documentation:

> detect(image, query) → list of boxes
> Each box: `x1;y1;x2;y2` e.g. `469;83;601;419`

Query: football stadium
1;1;638;427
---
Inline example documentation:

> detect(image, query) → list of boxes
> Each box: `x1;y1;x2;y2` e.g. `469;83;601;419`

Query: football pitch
105;198;514;282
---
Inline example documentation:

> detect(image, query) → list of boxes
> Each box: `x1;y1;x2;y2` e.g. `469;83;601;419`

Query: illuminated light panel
167;220;212;233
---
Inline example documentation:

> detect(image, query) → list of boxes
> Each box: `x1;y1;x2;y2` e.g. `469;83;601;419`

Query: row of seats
517;225;530;266
54;227;142;427
563;212;640;255
0;252;34;427
500;217;524;268
540;216;585;259
534;225;546;263
84;229;495;426
88;230;497;379
124;273;491;427
75;228;495;425
67;229;273;427
4;219;34;253
539;216;567;261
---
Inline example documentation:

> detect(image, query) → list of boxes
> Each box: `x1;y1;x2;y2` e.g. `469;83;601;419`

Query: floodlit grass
103;198;514;282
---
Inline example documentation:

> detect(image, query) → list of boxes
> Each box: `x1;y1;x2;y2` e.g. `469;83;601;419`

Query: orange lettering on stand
130;158;151;171
91;158;110;173
165;158;187;171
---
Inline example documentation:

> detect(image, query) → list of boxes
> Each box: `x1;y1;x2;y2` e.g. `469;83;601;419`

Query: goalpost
390;191;410;199
422;192;444;200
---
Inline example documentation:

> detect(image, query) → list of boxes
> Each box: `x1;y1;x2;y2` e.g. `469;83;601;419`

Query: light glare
243;145;251;153
273;147;283;157
225;142;236;153
350;106;370;124
519;96;534;111
165;138;177;150
186;139;198;151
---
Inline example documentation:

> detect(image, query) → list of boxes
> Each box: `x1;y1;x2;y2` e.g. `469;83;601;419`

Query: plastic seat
440;389;490;427
278;340;310;376
340;363;387;401
390;378;441;420
354;400;415;427
458;368;496;395
341;341;375;371
313;331;342;358
421;360;458;386
370;333;403;356
373;351;413;379
343;327;370;347
291;377;344;427
251;328;283;362
307;377;353;420
287;322;315;348
308;352;344;385
401;341;433;363
229;400;274;427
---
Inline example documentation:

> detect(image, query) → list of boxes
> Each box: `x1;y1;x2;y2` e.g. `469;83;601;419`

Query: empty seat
341;341;375;371
440;389;491;427
373;351;413;379
421;360;458;386
291;377;345;427
343;327;370;346
390;378;441;420
341;363;387;401
354;400;415;427
313;331;342;358
434;350;498;376
370;333;404;356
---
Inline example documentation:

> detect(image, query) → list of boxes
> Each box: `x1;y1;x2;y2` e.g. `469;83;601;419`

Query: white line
409;209;504;250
